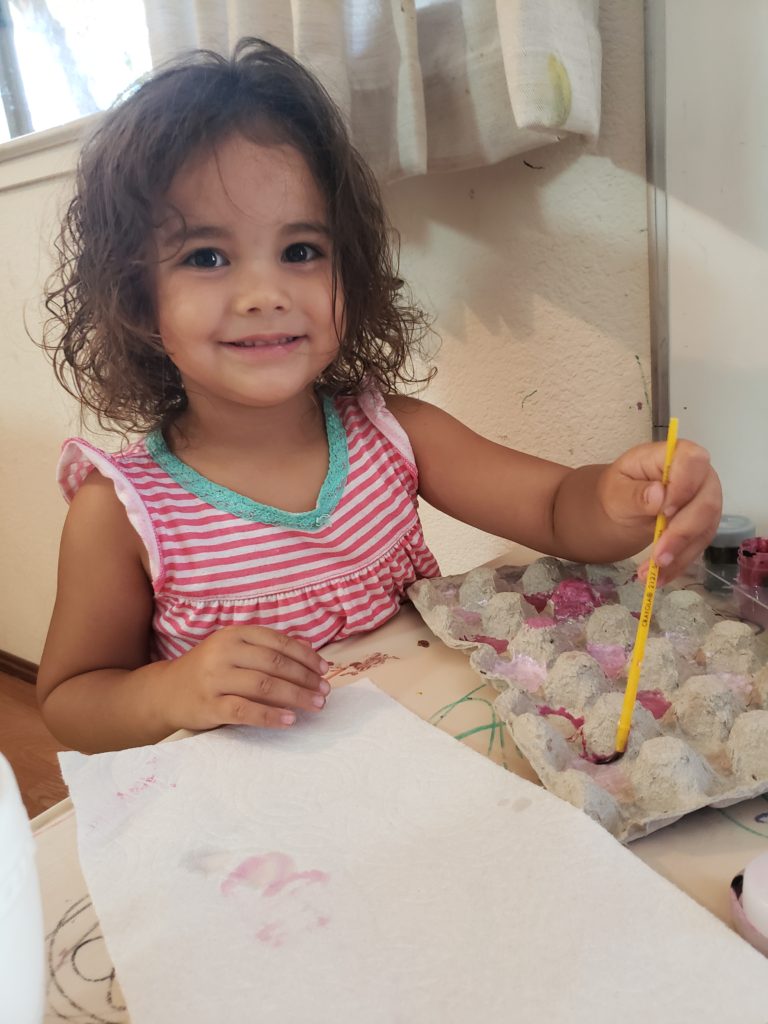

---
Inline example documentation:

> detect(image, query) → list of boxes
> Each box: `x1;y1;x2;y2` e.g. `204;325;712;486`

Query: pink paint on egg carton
526;615;557;628
551;579;601;622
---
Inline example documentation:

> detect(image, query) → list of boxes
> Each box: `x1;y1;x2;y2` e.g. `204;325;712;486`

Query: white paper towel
59;679;768;1023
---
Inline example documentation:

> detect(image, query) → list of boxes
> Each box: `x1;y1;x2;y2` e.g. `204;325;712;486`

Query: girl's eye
183;248;227;269
283;242;321;264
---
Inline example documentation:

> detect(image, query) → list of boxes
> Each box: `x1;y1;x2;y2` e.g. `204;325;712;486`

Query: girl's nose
233;266;291;314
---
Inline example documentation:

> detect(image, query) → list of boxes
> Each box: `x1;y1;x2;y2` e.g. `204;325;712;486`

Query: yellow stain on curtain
547;54;572;126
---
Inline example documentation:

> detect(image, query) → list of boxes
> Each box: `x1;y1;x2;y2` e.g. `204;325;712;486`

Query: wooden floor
0;671;69;818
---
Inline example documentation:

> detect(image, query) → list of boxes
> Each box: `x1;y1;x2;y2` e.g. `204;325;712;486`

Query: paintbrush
594;417;679;765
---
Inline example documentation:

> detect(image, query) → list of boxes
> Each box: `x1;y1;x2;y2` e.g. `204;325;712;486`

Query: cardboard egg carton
408;559;768;843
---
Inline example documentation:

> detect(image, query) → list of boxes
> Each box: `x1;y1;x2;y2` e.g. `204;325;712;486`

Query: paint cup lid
711;514;756;547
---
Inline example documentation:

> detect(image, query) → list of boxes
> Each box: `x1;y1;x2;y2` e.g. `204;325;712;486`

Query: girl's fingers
640;543;703;587
232;630;328;690
638;489;720;585
188;627;333;730
234;667;330;713
219;696;301;730
609;440;715;528
238;626;329;677
634;458;720;584
663;442;714;515
652;472;721;567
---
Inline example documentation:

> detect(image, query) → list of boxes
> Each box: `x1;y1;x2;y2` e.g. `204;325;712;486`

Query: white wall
386;0;651;570
0;135;84;664
0;1;650;663
665;0;768;533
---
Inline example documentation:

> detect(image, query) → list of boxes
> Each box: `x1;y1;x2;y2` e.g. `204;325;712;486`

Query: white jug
0;753;44;1024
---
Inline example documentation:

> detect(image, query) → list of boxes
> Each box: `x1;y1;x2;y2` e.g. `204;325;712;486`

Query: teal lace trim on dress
145;395;349;530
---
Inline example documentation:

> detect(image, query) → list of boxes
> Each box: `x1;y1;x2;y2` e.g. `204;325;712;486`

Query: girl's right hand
165;625;331;731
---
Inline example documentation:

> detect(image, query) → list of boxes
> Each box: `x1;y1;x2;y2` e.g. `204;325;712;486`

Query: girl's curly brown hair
42;37;434;436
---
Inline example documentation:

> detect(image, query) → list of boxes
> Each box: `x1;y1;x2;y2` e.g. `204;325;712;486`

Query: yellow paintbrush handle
614;418;679;753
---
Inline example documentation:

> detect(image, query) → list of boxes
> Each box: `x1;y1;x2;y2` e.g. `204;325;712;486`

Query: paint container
731;852;768;958
737;537;768;589
703;515;755;591
0;753;45;1024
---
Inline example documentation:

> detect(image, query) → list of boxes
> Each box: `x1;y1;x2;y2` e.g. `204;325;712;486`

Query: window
0;0;151;142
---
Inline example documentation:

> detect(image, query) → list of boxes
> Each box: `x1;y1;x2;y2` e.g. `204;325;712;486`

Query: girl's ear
160;356;186;404
145;327;167;351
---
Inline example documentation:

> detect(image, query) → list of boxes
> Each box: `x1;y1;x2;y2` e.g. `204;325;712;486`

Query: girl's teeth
234;337;294;347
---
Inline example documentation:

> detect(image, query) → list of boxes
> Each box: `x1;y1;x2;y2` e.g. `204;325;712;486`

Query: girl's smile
152;135;342;418
219;333;307;353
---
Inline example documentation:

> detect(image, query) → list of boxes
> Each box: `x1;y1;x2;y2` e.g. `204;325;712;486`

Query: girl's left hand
598;439;722;584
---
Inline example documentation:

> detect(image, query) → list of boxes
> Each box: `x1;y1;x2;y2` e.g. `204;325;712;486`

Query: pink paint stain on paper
222;851;329;898
221;852;331;947
115;775;178;800
116;774;157;798
114;751;179;801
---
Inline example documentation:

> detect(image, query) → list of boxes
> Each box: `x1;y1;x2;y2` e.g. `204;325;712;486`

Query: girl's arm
387;397;721;580
38;472;329;752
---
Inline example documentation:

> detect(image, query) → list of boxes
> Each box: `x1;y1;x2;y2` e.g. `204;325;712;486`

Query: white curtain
143;0;602;182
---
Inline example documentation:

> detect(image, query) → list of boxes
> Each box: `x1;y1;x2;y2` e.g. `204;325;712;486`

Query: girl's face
152;135;342;415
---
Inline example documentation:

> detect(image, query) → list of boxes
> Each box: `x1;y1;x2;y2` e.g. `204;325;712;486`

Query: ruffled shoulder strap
57;438;164;590
356;387;417;474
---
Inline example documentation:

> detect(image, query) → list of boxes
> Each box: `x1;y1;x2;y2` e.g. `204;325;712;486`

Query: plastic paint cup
0;753;45;1024
703;514;755;590
737;537;768;589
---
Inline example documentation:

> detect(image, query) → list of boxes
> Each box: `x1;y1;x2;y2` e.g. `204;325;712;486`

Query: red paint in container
734;538;768;628
738;538;768;588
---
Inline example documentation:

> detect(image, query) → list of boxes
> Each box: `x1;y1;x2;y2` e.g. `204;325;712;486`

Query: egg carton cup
408;559;768;843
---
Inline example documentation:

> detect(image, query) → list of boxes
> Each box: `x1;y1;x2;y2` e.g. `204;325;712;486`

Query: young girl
38;38;721;753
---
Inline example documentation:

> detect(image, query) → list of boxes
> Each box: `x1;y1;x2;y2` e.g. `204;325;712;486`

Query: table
33;603;768;1022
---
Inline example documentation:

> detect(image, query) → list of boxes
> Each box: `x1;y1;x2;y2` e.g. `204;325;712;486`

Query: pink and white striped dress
58;390;440;659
